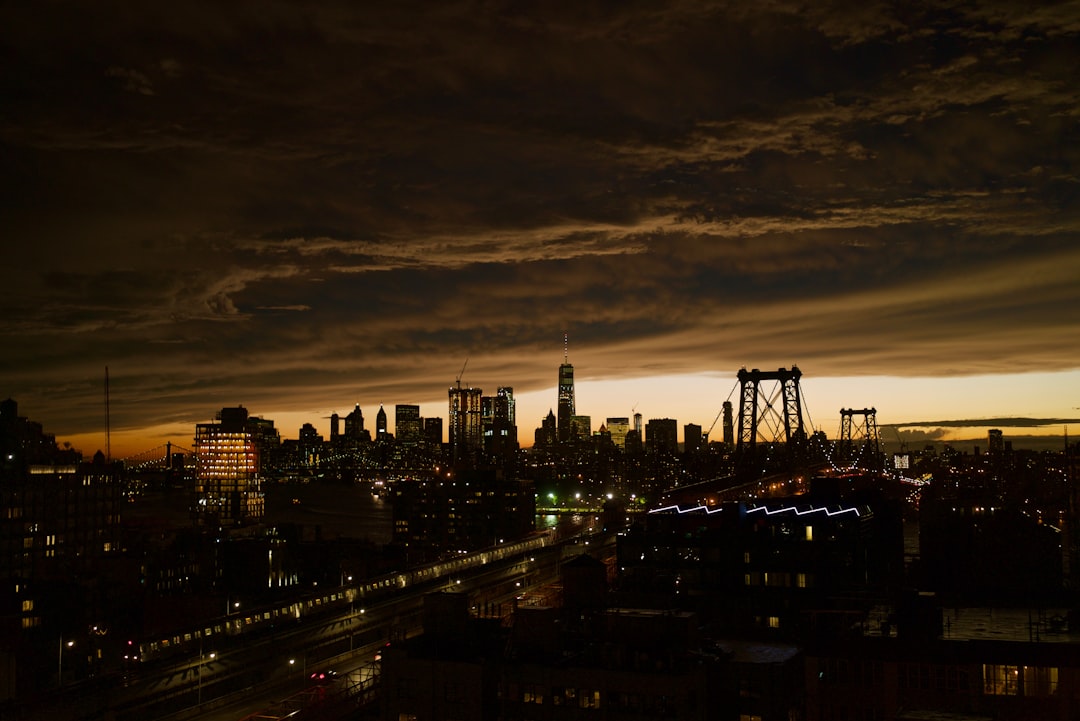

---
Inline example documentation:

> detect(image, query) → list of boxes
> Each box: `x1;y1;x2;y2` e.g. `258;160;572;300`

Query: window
579;690;601;709
444;682;464;703
983;664;1019;696
1024;666;1058;697
796;572;807;588
805;526;813;541
768;616;780;628
523;685;544;704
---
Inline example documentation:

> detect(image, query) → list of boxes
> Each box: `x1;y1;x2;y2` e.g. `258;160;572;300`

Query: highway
26;524;611;721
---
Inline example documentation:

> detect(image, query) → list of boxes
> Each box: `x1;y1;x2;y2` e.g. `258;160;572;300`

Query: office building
396;404;422;445
482;389;517;457
605;417;630;448
449;385;483;460
194;406;264;527
989;428;1004;456
557;347;575;444
343;403;366;441
376;404;388;441
423;417;443;446
684;423;702;454
645;418;678;455
569;414;591;441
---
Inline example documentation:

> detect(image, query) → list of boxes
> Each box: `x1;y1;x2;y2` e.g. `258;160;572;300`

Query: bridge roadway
29;526;612;721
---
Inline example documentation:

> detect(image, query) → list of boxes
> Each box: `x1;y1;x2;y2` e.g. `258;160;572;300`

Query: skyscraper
645;418;678;455
449;385;483;460
684;423;702;454
396;404;421;445
423;417;443;446
498;386;516;426
722;401;734;446
194;406;263;526
557;335;575;443
482;388;518;457
344;403;365;440
606;417;630;448
376;404;388;441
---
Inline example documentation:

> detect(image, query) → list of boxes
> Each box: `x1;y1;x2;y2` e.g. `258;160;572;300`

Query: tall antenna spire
105;366;111;462
563;332;568;363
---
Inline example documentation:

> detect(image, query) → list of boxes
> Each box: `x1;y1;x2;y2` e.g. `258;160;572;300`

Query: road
26;528;611;721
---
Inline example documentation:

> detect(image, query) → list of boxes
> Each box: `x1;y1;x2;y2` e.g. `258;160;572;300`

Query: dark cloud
1;1;1078;449
887;418;1080;429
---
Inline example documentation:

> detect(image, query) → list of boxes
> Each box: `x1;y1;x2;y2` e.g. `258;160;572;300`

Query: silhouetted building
722;400;734;445
535;410;557;448
558;343;575;443
328;412;340;442
618;486;904;637
376;404;389;441
989;428;1004;456
423;417;443;446
806;634;1080;721
381;584;803;721
482;389;517;458
344;403;366;441
298;422;323;464
684;422;702;454
645;418;678;455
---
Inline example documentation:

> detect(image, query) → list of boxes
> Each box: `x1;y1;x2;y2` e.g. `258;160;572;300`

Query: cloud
2;1;1079;449
886;418;1080;429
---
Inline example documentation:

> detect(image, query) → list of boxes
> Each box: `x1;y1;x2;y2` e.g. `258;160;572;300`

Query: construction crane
455;357;468;389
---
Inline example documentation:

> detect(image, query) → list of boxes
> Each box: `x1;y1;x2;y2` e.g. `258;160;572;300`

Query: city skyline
6;364;1080;460
3;2;1079;459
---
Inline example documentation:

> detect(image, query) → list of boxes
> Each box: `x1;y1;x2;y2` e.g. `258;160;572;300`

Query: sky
2;1;1079;459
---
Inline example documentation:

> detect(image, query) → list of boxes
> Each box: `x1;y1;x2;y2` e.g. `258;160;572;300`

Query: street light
58;638;74;687
198;651;215;705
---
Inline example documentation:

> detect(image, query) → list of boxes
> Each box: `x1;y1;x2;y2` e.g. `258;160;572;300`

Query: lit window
983;664;1019;696
805;525;813;541
768;616;780;628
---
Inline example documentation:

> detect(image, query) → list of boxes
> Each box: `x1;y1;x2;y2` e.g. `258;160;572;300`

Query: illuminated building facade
449;385;483;460
605;417;629;448
557;360;575;443
396;404;422;445
194;406;263;527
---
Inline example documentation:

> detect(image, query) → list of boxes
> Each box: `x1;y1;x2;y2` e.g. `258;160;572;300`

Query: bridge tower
838;407;881;471
735;366;806;478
